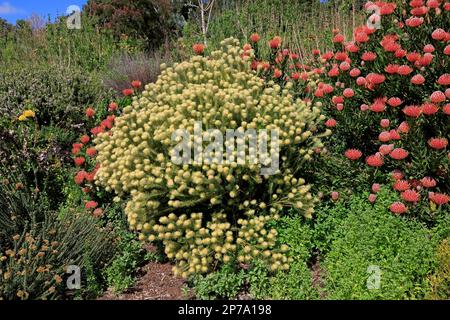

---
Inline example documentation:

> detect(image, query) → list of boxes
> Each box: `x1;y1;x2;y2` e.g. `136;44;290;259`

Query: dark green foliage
319;189;442;299
103;205;147;293
191;263;245;300
0;65;107;125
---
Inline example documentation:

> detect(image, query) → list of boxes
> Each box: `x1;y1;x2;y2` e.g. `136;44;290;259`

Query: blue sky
0;1;87;24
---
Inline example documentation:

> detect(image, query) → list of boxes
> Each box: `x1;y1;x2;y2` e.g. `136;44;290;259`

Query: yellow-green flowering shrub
94;38;329;278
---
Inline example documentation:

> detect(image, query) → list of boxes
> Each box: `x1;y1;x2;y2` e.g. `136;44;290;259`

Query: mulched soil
99;261;191;300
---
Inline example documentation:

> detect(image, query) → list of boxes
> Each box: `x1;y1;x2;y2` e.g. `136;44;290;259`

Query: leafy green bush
320;189;440;299
268;260;318;300
102;206;146;293
191;263;245;300
0;64;107;127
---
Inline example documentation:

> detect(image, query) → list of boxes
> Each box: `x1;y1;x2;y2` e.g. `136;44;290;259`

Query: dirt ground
99;261;191;300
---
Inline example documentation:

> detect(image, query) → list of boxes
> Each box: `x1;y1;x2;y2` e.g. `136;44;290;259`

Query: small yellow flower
18;115;27;121
23;110;35;118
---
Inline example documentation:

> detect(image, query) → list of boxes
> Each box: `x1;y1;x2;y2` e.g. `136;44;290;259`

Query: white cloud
0;2;24;15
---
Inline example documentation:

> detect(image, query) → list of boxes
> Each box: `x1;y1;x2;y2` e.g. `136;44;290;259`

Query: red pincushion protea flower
193;43;205;54
86;148;97;157
432;28;446;41
421;177;437;188
108;102;118;111
72;147;81;155
372;183;381;193
397;65;413;76
411;74;425;85
80;135;90;144
343;88;354;98
345;42;359;53
334;51;348;61
73;143;83;150
423;44;435;53
430;91;446;103
355;32;369;43
429;193;449;205
349;68;361;77
395;49;407;58
379;144;394;155
401;190;420;202
366;154;384;167
406;52;421;63
427;0;439;8
389;129;401;140
328;66;339;77
422;103;439;115
122;88;134;96
362;52;377;61
406;16;424;27
74;171;86;185
387;97;403;107
392;170;404;181
380;119;390;128
291;72;300;81
437;74;450;86
91;126;104;136
74;157;85;167
390;148;409;160
85;201;98;209
366;73;385;85
368;193;377;203
418;53;433;66
411;6;428;16
131;80;142;88
325;118;337;127
393;180;410;191
333;34;345;43
385;64;400;74
339;61;350;71
445;45;450;55
379;131;391;142
443;104;450;115
390;202;407;214
428;137;448;150
273;68;282;78
370;99;386;112
356;77;366;86
344;149;362;160
398;121;410;134
269;36;282;49
332;96;344;104
410;0;423;8
403;105;422;118
85;107;95;118
250;33;260;43
331;191;340;201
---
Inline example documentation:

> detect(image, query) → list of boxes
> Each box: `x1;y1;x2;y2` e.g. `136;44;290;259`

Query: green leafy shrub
94;38;329;277
0;64;107;127
191;264;245;300
268;260;318;300
320;189;440;300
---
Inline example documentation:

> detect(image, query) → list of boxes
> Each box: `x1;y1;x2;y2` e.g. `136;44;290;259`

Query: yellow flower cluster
18;110;36;121
94;38;329;277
